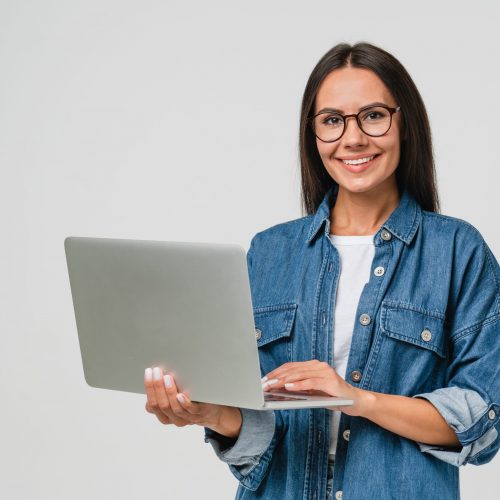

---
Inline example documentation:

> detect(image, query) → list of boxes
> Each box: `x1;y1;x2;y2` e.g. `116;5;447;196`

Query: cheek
316;141;336;163
383;141;401;170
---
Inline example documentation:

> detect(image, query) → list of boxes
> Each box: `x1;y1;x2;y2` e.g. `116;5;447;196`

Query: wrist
357;388;377;419
211;406;242;438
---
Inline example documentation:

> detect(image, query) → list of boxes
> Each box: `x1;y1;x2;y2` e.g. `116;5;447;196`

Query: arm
209;406;242;438
263;362;463;448
359;390;461;448
408;228;500;466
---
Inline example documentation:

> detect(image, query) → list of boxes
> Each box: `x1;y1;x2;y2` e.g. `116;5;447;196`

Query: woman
143;42;500;499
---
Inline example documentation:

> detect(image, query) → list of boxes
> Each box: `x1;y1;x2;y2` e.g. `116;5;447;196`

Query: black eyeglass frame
308;105;401;143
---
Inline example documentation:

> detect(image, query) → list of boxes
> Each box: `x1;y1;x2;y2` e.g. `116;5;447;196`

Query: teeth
342;155;376;165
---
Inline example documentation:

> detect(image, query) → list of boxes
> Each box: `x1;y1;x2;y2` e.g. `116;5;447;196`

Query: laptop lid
65;236;353;411
65;236;270;408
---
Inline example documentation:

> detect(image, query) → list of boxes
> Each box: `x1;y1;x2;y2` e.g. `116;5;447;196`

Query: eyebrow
316;101;389;114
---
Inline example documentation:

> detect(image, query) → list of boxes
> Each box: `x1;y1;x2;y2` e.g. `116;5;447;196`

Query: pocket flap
381;302;447;358
253;303;298;347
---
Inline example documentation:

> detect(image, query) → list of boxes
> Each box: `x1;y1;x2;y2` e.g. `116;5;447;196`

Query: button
255;328;262;340
335;491;343;500
381;229;392;241
350;370;362;382
421;329;432;342
374;266;385;276
343;429;350;441
488;409;496;420
359;313;371;325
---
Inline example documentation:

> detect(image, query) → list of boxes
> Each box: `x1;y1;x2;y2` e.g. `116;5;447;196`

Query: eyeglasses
309;105;401;143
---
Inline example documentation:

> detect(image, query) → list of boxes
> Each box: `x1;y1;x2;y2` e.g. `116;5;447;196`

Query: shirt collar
306;183;422;245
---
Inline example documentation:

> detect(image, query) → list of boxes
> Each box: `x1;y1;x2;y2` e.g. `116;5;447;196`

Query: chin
337;179;377;194
334;171;396;196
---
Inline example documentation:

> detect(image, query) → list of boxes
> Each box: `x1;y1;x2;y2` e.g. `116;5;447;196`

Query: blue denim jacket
205;184;500;500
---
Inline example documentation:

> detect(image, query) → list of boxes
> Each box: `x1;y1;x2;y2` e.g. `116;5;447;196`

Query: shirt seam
450;311;500;342
422;212;500;298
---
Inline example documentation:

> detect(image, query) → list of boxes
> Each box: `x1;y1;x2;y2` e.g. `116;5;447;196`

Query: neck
330;180;400;236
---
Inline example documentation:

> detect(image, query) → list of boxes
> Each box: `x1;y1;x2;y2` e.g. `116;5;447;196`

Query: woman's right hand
144;366;242;438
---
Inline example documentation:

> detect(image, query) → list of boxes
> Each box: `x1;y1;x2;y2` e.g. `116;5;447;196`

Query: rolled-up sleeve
412;227;500;466
413;386;499;466
204;408;282;490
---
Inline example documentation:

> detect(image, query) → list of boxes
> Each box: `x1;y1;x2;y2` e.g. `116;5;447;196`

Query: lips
337;153;381;173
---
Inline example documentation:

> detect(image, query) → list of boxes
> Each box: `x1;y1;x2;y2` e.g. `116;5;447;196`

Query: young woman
143;42;500;499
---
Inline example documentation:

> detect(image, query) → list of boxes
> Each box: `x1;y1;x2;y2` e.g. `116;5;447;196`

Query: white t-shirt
328;233;375;457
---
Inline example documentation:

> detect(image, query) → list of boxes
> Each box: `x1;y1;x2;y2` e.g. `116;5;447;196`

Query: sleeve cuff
412;386;499;466
204;408;276;466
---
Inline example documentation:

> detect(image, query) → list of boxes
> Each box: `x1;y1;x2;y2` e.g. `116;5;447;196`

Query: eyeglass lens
313;106;393;142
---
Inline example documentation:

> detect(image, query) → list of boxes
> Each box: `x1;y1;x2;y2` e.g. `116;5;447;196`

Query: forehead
315;67;395;112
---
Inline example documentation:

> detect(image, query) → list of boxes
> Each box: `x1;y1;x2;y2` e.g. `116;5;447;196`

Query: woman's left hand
261;360;372;417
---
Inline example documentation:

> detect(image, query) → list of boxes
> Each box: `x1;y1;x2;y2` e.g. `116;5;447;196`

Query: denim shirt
204;184;500;500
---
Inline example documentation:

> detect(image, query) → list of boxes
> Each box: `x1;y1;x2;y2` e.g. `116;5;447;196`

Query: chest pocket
378;301;449;393
253;303;297;375
381;301;447;358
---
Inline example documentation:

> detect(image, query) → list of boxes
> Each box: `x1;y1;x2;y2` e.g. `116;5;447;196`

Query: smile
342;155;376;165
337;154;381;173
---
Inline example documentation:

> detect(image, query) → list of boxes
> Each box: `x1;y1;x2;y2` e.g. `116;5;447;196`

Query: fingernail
176;394;185;404
164;374;172;388
262;378;278;389
285;383;295;389
261;376;268;383
153;367;162;381
145;368;153;382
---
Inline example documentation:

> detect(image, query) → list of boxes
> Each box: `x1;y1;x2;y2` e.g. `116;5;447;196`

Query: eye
361;107;388;121
322;114;343;126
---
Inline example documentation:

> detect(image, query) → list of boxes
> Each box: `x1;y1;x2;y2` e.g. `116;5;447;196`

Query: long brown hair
299;41;440;215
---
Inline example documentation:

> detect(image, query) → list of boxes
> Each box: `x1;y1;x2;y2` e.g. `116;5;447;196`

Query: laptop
64;236;353;410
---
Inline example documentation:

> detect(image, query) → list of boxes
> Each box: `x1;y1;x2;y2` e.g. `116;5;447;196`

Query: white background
1;0;498;498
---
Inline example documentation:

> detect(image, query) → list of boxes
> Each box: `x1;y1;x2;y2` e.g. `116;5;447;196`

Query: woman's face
314;67;402;196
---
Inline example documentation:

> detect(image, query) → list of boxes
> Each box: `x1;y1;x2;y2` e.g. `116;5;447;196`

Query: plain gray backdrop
1;0;498;498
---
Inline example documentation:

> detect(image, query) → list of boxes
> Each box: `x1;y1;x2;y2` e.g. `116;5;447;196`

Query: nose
342;116;368;146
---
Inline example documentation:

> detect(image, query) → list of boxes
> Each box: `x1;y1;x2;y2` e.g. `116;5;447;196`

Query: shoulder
421;210;492;249
250;215;314;246
247;215;315;269
421;209;500;296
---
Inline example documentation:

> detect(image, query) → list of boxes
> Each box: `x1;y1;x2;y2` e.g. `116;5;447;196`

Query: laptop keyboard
264;393;308;401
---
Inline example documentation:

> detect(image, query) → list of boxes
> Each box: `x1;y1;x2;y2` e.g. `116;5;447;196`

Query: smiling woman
143;42;500;500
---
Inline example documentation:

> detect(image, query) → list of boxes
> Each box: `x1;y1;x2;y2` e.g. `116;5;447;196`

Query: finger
152;408;171;425
263;364;331;390
163;373;193;424
263;360;324;385
176;393;204;424
151;366;171;415
144;367;159;410
145;367;177;425
262;362;305;382
151;368;191;426
145;401;172;419
175;392;202;416
283;377;329;393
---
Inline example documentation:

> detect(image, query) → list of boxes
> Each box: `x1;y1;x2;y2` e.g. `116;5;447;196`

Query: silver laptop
64;236;353;410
